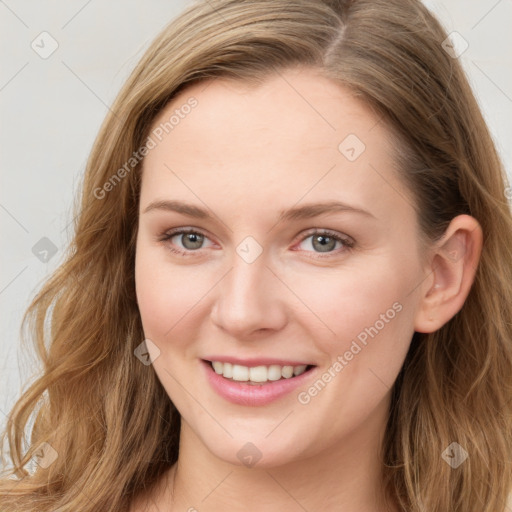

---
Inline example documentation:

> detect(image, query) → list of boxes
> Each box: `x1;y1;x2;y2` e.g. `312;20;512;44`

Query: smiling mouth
205;360;315;385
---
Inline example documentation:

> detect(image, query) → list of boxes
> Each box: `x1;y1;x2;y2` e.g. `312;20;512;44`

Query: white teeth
212;361;223;374
223;362;233;378
249;366;267;382
210;361;309;382
281;366;294;379
293;365;307;376
267;365;282;381
232;364;249;382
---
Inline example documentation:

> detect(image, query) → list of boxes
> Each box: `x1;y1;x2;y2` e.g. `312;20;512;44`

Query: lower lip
202;360;316;406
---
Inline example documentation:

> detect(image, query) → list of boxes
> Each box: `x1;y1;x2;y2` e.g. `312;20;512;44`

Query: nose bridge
211;243;285;336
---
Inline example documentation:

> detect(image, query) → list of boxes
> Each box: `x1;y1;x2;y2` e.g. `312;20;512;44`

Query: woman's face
135;66;429;467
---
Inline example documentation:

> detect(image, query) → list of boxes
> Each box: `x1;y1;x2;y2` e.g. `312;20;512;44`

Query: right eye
159;228;215;256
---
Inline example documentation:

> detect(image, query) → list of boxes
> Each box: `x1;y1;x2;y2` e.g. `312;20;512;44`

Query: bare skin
131;66;482;511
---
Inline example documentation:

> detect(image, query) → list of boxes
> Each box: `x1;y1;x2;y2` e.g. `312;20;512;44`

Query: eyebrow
143;199;376;221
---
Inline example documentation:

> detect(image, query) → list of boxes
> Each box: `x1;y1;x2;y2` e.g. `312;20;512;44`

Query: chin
187;419;315;470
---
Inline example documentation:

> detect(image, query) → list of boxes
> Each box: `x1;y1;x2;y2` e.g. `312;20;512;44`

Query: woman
1;0;511;510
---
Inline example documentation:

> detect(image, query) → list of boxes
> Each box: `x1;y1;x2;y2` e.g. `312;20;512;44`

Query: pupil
183;233;203;249
313;235;335;253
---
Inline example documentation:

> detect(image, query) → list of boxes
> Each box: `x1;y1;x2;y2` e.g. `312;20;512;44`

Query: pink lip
201;360;316;406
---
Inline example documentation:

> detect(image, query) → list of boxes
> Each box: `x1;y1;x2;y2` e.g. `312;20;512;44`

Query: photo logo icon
32;237;58;263
236;236;263;264
441;31;469;59
237;442;262;468
441;442;468;468
338;134;366;162
32;442;58;469
134;339;161;365
31;31;59;59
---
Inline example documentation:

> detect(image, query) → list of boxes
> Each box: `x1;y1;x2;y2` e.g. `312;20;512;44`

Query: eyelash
158;227;355;259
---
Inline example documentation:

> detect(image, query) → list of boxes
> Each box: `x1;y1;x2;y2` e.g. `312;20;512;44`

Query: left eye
296;231;353;254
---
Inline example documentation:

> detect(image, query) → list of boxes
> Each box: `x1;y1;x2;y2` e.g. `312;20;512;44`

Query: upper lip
203;356;315;367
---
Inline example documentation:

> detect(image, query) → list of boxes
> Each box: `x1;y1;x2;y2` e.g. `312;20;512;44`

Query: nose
210;249;288;339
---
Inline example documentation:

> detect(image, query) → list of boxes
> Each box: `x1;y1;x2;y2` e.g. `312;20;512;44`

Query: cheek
135;245;198;342
289;256;413;340
286;251;419;396
288;258;417;435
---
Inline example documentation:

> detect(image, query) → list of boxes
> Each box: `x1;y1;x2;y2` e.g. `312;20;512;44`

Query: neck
156;396;398;512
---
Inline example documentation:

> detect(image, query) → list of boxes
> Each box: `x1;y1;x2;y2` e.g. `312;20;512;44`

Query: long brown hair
1;0;511;510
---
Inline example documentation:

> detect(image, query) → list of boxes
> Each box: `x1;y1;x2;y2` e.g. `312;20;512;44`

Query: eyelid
158;226;354;257
158;227;216;255
292;227;353;246
291;228;354;257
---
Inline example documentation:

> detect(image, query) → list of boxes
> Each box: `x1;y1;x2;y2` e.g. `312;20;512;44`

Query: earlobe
414;215;483;334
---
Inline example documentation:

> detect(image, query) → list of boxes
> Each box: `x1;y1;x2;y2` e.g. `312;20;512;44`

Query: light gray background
1;0;511;441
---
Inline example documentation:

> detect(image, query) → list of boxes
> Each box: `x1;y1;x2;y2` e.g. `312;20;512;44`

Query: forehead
148;67;383;158
140;67;414;226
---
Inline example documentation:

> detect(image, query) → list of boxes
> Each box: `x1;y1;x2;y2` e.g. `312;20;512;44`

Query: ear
414;214;483;333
